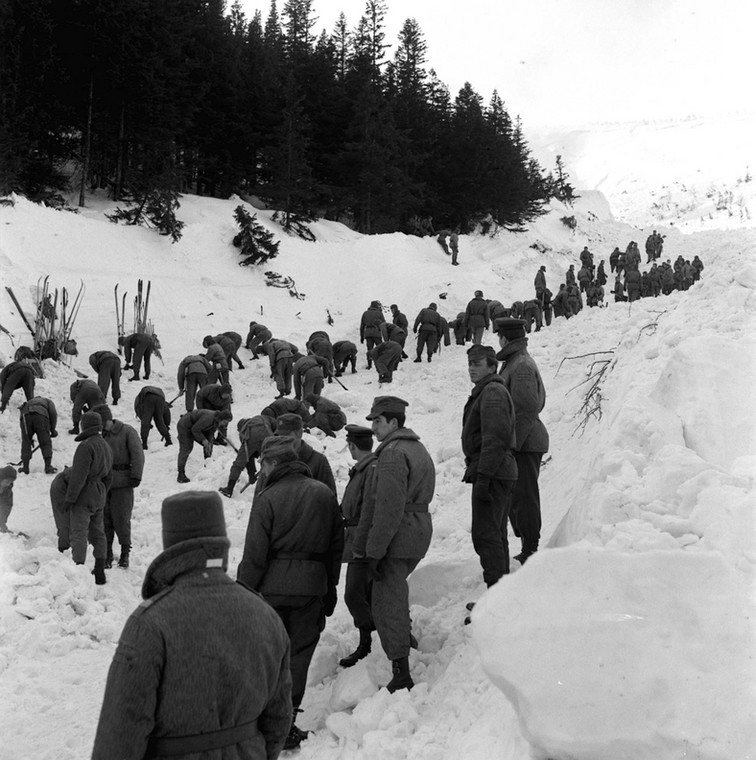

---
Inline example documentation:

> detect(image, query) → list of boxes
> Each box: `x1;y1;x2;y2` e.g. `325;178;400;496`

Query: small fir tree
107;188;185;243
232;205;280;265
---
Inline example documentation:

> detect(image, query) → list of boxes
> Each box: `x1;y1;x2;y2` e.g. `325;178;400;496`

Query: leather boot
284;710;309;751
104;547;114;569
44;460;57;474
18;462;30;475
118;546;130;568
164;434;172;447
177;468;190;484
141;438;149;450
339;628;372;668
219;477;237;498
92;558;107;585
386;656;414;693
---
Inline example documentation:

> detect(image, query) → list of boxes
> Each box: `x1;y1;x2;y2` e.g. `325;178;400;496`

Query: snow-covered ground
0;115;754;760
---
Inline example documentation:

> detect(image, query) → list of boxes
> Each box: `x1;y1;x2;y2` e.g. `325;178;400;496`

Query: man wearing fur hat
94;405;144;570
238;437;343;750
63;411;113;583
93;491;292;759
493;318;549;565
354;396;434;693
462;345;518;588
176;409;233;483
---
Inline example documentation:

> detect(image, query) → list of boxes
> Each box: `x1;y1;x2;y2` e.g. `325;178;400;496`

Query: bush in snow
107;188;185;243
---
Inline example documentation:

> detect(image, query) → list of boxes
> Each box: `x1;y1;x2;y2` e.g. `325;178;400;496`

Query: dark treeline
0;0;569;234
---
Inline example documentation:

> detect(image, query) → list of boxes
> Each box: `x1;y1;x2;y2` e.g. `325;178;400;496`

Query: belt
274;551;325;562
147;719;258;756
112;464;131;471
404;502;428;512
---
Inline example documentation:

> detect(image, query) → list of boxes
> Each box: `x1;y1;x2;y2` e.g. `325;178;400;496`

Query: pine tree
232;205;280;265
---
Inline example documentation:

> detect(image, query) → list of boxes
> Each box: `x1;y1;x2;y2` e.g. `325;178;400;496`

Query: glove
360;338;364;344
50;430;58;438
472;477;492;503
203;440;213;458
323;588;337;617
128;478;141;488
367;557;385;582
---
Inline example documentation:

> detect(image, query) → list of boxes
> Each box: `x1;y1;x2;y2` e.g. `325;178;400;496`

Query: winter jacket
69;379;106;428
384;324;407;345
534;270;547;295
204;343;228;369
177;355;210;390
293;355;329;380
259;398;310;423
487;300;507;323
93;537;292;760
333;341;357;364
566;267;576;286
237;461;344;607
341;455;378;561
625;269;641;292
298;440;336;494
462;373;517;482
213;334;237;361
353;428;434;561
360;306;385;341
88;351;120;373
464;296;489;330
413;305;443;335
21;397;57;433
305;334;334;371
0;362;35;393
370;340;403;373
264;340;295;371
103;420;145;489
122;333;154;362
64;431;113;508
196;384;232;412
245;323;272;349
391;310;409;333
497;339;549;453
308;397;347;435
134;386;166;418
577;267;592;285
177;410;221;444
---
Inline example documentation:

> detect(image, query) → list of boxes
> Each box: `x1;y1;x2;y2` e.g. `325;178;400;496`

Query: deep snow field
0;116;754;760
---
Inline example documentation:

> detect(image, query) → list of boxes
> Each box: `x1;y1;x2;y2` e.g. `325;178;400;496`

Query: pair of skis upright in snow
115;279;152;348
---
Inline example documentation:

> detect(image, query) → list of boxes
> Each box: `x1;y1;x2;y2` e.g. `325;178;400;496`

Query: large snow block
472;548;755;760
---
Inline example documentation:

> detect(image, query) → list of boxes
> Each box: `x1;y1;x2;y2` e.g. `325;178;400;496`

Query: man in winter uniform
333;340;358;376
552;284;569;319
436;229;451;255
305;332;335;378
213;333;243;372
412;302;443;362
134;386;172;449
450;227;460;265
95;405;144;570
449;311;469;345
92;491;292;759
18;396;58;474
354;396;434;692
262;338;296;399
120;332;156;381
196;382;233;444
625;267;641;302
522;299;543;333
462;345;518;587
177;353;211;412
220;330;246;369
359;301;386;369
0;358;35;413
305;394;346;438
692;255;704;281
270;414;336;494
370;339;404;383
245;321;273;355
88;350;122;406
494;318;549;565
237;436;343;751
260;397;311;426
63;411;113;583
218;414;276;497
0;465;18;533
579;246;594;274
609;247;620;273
203;335;230;386
577;265;592;293
390;304;409;336
176;409;233;483
464;291;489;345
339;425;378;668
293;354;329;401
49;466;72;550
534;265;547;304
69;378;106;435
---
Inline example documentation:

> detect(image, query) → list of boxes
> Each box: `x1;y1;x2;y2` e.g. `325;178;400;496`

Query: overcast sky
238;0;752;128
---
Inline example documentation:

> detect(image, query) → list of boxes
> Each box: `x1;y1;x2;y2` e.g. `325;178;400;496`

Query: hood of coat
141;536;230;599
260;459;313;493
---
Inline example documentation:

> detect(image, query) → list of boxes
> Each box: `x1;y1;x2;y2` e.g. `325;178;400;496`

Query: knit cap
161;491;227;549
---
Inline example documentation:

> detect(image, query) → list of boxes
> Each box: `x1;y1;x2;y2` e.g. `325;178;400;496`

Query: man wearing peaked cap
338;424;377;669
356;395;434;693
462;344;517;595
238;426;344;750
495;313;549;566
64;411;113;584
93;490;292;759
